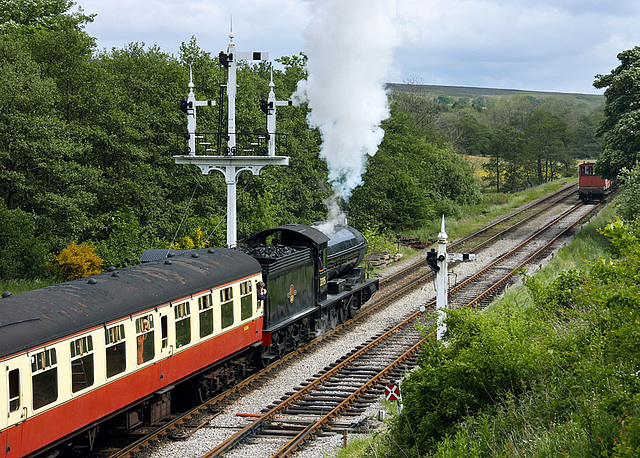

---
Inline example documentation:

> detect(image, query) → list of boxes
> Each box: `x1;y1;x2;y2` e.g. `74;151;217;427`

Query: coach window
8;369;20;412
582;165;594;176
161;315;168;349
175;302;191;348
31;348;58;410
105;324;126;378
199;294;213;338
240;281;252;321
220;287;234;329
136;315;155;364
70;336;94;393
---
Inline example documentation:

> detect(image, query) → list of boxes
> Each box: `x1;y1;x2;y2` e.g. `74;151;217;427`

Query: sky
75;0;640;95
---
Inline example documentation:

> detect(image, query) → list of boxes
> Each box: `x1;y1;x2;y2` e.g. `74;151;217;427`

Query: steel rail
381;182;577;287
201;313;423;457
449;181;577;251
272;339;425;457
109;338;316;457
366;185;579;314
451;202;584;295
465;201;600;307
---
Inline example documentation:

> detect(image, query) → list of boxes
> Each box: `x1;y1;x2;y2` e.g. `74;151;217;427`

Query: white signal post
266;69;293;157
185;66;216;155
428;215;476;342
174;31;289;248
226;31;269;152
436;216;449;341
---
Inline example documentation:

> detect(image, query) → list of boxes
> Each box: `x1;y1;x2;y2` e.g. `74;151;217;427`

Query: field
387;83;604;110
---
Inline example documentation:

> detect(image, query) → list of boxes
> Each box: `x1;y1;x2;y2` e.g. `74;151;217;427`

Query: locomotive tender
0;223;378;457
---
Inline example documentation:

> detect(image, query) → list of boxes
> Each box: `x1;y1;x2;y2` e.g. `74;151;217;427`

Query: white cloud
75;0;640;93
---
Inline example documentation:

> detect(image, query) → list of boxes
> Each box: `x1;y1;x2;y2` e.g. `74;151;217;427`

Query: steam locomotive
0;222;378;457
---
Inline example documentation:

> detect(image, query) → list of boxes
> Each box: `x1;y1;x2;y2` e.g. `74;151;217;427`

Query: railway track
377;181;578;299
98;183;594;457
203;323;424;457
193;199;600;458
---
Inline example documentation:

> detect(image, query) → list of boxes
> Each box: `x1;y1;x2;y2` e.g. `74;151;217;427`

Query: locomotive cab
244;224;330;322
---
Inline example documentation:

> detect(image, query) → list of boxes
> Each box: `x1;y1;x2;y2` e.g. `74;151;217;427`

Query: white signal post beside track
436;216;448;341
432;216;476;342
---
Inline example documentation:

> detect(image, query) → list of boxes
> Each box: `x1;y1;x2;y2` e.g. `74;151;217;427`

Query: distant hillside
386;83;604;109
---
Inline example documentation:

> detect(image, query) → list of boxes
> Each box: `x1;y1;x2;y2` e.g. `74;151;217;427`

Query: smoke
313;194;346;234
294;0;401;222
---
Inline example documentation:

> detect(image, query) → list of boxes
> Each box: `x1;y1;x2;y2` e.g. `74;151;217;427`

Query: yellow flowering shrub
171;227;210;249
47;242;103;280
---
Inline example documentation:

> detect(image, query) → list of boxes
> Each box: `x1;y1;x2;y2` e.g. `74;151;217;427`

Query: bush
46;242;103;280
389;306;540;455
360;224;399;255
93;211;160;268
615;163;640;222
171;227;210;249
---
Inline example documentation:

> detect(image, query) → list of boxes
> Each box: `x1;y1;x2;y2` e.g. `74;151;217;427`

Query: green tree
0;0;92;29
0;0;102;255
92;211;161;268
593;46;640;179
0;203;47;279
615;163;640;222
349;106;480;231
568;109;604;159
0;35;98;249
449;111;492;156
483;125;523;192
522;110;571;183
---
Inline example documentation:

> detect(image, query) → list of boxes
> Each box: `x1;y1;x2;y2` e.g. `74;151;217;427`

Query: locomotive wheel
338;303;347;324
329;307;339;329
348;293;360;318
362;286;372;303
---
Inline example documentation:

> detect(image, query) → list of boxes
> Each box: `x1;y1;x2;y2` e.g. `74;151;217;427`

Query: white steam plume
294;0;401;221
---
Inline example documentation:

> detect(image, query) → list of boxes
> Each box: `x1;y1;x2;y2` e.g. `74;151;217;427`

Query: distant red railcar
578;161;612;203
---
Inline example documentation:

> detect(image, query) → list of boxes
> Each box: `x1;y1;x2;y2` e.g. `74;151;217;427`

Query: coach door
157;312;177;381
4;361;25;457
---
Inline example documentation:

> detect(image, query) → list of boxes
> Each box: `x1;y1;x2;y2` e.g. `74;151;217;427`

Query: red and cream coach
0;248;264;457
